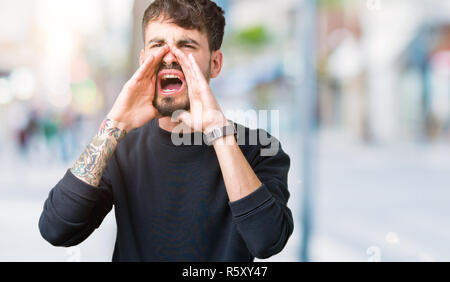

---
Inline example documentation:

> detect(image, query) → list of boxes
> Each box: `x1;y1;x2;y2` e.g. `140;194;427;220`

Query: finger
132;46;169;82
170;46;191;72
187;53;208;85
131;55;154;81
172;47;195;82
187;53;218;104
148;75;157;97
190;99;203;131
176;110;192;128
143;45;169;76
173;51;204;112
170;47;198;94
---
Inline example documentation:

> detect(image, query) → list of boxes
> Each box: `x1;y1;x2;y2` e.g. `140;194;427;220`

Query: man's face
141;19;213;117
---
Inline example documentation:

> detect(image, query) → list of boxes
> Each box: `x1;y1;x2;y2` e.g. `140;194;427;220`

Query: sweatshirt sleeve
38;166;114;247
228;132;293;259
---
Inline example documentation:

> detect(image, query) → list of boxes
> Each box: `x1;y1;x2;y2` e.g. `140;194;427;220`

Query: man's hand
171;46;263;202
171;46;228;134
107;45;169;132
71;46;169;186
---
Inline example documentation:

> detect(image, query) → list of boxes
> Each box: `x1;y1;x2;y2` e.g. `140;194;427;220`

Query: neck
158;117;193;133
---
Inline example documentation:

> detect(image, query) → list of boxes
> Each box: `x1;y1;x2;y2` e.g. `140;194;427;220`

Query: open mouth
158;70;185;96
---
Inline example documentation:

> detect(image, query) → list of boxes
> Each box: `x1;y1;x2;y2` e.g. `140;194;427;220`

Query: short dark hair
142;0;226;51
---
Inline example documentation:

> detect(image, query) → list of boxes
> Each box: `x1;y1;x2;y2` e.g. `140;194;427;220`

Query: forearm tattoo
70;118;127;186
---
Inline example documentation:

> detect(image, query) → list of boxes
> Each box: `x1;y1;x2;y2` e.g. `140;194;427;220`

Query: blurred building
0;0;135;162
317;0;450;144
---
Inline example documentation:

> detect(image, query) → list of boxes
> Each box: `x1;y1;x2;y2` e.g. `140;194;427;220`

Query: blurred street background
1;0;450;261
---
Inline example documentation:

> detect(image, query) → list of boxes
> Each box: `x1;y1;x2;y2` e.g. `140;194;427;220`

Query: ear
210;50;223;79
139;49;145;66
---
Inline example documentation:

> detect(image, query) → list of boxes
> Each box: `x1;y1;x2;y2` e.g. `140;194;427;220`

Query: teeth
162;74;180;79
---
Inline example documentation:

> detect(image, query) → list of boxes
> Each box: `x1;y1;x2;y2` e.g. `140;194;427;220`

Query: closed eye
150;43;164;48
183;45;196;49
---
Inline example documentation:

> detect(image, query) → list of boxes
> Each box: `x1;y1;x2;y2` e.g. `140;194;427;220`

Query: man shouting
39;0;293;262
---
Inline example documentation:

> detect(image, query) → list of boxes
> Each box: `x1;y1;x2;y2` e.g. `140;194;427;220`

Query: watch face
213;128;221;138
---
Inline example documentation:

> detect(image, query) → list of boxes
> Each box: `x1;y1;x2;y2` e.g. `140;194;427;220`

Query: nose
162;48;178;66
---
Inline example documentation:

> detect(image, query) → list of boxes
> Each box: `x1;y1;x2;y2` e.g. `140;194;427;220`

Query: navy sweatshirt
38;118;293;261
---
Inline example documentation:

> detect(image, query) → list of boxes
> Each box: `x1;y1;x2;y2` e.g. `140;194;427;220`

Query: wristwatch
204;120;237;145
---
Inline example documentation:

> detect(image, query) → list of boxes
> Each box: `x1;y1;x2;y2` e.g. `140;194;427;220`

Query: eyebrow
147;37;165;46
177;38;200;47
146;37;200;47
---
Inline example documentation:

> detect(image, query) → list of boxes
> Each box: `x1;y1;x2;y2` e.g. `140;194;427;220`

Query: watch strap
205;121;237;145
